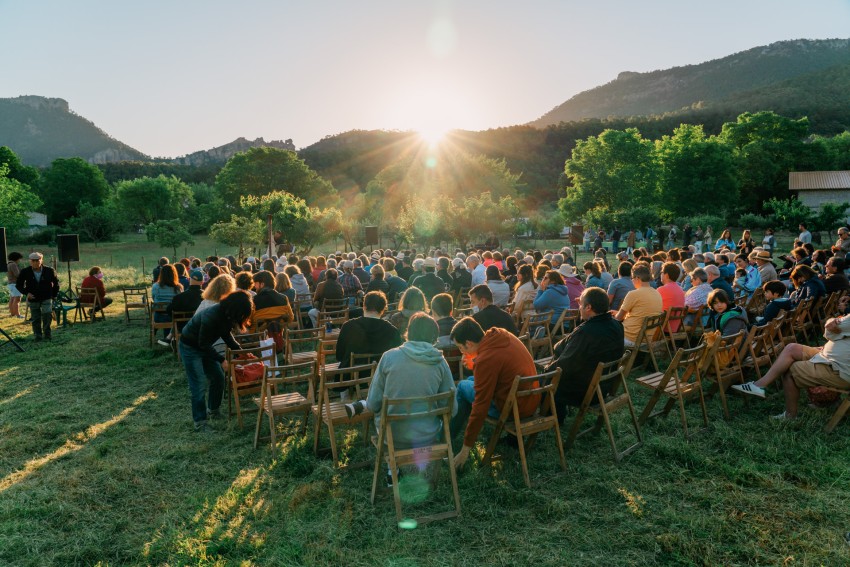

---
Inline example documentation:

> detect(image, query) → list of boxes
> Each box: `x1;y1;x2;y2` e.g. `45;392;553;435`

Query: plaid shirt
339;272;363;298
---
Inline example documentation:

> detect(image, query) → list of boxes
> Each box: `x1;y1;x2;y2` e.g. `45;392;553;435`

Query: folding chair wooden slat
566;353;643;462
123;286;149;324
704;330;747;420
253;360;316;450
370;391;461;524
481;368;565;488
75;286;105;323
226;343;277;429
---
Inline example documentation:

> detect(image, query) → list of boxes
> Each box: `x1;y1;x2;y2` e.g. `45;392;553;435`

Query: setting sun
418;125;449;146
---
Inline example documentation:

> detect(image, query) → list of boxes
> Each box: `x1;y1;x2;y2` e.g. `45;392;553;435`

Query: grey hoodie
366;341;457;449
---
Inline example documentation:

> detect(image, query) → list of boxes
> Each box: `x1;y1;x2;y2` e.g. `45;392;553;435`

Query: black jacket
180;304;241;362
473;304;518;336
169;286;203;315
412;272;448;302
335;316;402;369
544;313;624;416
16;265;60;302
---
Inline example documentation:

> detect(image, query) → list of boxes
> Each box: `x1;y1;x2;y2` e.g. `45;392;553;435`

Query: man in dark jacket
436;257;452;288
16;251;60;341
336;291;402;370
470;284;518;335
169;269;204;316
544;287;624;424
412;258;448;302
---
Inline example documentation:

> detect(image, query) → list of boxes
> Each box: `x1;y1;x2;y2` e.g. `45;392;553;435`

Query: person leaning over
544;287;624;424
449;317;541;469
15;252;60;341
178;290;254;433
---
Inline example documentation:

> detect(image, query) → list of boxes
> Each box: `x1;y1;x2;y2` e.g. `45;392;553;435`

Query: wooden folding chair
553;308;581;340
253;360;316;449
171;311;195;360
520;311;555;366
565;353;643;462
824;388;850;433
635;343;710;438
740;322;775;381
75;286;105;323
226;343;277;428
123;286;149;324
791;297;816;344
636;312;670;371
235;330;269;349
440;347;466;384
318;307;349;339
149;302;173;346
704;330;747;420
454;286;471;310
285;327;324;365
664;306;690;351
370;391;461;524
745;287;767;320
511;299;533;327
319;338;339;372
685;305;707;345
481;369;566;488
312;362;378;468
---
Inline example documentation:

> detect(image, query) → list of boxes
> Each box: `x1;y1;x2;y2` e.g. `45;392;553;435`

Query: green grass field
1;235;847;566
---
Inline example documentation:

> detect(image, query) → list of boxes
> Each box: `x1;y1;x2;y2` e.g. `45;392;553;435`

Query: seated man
469;284;519;335
544;288;624;424
449;317;541;469
80;266;114;312
823;257;850;294
733;314;850;419
252;270;294;324
430;292;457;349
336;291;402;370
705;264;735;302
755;280;791;325
168;268;205;323
412;258;448;302
657;262;685;332
614;264;663;347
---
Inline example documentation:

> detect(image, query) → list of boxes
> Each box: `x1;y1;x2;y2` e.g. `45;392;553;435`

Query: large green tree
0;164;43;233
0;146;39;186
114;175;195;226
38;157;110;224
215;147;337;209
559;128;658;223
65;202;124;246
239;190;341;254
718;112;811;211
655;124;739;216
146;219;195;259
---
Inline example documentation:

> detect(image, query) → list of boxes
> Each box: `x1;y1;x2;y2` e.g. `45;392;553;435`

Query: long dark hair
515;264;537;290
219;290;254;327
157;264;182;291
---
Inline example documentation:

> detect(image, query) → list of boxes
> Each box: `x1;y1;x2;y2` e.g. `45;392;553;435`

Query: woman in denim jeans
178;290;254;432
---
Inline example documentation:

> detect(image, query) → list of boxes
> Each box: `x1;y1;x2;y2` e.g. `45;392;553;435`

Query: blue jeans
450;376;500;438
179;341;225;426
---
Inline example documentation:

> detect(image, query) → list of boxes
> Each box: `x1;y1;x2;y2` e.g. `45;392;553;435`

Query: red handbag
234;353;265;384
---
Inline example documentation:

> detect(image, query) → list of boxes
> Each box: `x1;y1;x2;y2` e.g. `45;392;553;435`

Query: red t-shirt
658;282;686;332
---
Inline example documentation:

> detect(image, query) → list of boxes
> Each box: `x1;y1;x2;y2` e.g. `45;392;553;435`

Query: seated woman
274;272;297;304
733;314;850;419
367;264;390;295
511;264;538;320
533;270;571;326
788;264;826;307
430;292;457;349
80;266;113;312
345;313;457;457
706;288;748;338
152;264;183;344
583;261;606;289
485;265;510;307
388;287;427;336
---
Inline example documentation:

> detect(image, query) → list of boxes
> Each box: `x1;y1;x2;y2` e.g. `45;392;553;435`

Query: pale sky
1;0;849;158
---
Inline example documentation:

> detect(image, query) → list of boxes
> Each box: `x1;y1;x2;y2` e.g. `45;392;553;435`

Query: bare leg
9;296;20;317
753;343;814;388
781;373;800;418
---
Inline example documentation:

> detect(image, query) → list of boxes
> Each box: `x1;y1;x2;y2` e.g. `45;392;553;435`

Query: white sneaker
771;411;795;420
732;382;766;399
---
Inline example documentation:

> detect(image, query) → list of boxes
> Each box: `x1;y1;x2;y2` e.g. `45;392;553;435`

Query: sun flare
417;125;449;146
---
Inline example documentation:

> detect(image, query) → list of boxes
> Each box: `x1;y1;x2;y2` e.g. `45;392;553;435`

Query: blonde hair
202;273;235;302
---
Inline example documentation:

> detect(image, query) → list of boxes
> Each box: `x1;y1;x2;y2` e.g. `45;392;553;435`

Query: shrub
737;213;777;231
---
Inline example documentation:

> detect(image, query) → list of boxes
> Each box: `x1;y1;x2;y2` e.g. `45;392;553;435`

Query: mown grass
2;244;849;566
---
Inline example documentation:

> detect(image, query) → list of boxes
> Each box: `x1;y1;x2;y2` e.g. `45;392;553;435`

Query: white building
789;171;850;213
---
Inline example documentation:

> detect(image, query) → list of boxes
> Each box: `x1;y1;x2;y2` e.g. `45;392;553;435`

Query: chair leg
312;412;322;455
444;418;462;517
565;405;588;450
676;394;689;437
638;390;663;425
552;419;567;472
268;410;277;450
253;404;264;449
600;407;620;462
370;429;385;505
825;397;850;433
326;420;339;467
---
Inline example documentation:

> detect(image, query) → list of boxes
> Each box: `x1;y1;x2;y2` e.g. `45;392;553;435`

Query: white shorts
7;283;22;298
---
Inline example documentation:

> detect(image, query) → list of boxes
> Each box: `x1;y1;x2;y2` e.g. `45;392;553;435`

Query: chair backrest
235;330;269;346
594;352;631;387
664;306;688;336
713;329;746;373
495;369;561;421
318;307;349;329
455;287;471;309
686;305;706;336
172;310;194;335
556;308;581;337
123;287;149;303
379;390;455;425
671;343;708;388
642;312;667;342
78;286;101;309
350;352;383;366
226;343;278;386
318;338;338;366
746;287;766;316
318;362;378;403
520;311;553;337
261;360;317;404
321;298;347;312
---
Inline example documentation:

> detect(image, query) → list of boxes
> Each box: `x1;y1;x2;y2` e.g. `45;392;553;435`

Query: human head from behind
579;287;609;322
485;265;502;281
790;264;816;288
203;273;235;302
274;272;291;293
690;268;708;286
661;262;680;285
583;260;600;279
88;266;103;279
400;286;426;313
450;316;485;355
189;269;204;286
325;268;338;281
703;264;720;283
430;293;454;319
631;264;652;287
363;290;388;316
218;289;255;330
406;312;439;344
370;264;385;281
235;271;254;292
158;264;180;289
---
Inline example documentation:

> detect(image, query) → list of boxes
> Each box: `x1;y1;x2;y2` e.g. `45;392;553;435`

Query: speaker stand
0;327;24;353
66;261;73;294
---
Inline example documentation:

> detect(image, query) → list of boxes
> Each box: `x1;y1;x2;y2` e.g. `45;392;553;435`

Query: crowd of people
6;222;850;458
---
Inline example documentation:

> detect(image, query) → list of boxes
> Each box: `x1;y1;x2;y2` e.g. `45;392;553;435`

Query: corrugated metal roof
789;171;850;190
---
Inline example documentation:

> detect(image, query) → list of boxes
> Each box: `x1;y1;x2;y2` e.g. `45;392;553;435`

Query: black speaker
365;226;379;245
0;227;6;266
57;234;80;263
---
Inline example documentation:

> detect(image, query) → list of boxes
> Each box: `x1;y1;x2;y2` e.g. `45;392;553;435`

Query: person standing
6;252;24;319
611;227;621;254
798;223;812;245
15;252;60;341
